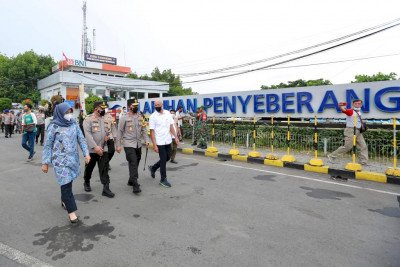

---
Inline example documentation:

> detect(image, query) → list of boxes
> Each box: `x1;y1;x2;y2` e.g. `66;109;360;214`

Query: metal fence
182;125;396;164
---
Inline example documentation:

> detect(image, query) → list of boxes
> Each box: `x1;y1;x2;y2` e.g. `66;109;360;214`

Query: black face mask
99;109;105;116
155;107;162;112
131;107;138;113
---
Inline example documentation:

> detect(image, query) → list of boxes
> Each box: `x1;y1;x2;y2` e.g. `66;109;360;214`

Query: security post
281;116;296;162
309;116;323;166
206;116;218;155
386;117;400;177
248;116;261;158
345;115;362;171
266;116;278;160
229;117;240;155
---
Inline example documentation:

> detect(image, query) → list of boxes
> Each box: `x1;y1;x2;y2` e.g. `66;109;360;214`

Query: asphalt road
0;134;399;267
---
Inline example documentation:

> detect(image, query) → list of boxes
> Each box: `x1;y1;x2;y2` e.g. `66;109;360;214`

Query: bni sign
137;80;400;119
84;53;117;65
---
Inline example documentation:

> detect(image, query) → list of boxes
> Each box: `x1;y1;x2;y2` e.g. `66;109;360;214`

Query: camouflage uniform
194;109;207;149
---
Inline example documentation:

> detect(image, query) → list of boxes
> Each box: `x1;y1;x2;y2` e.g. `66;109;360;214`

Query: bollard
281;116;296;162
248;117;261;158
206;116;218;154
266;116;279;160
345;115;362;171
309;116;324;166
386;117;400;177
229;117;240;155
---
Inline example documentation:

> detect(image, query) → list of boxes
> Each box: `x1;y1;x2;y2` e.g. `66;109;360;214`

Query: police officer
116;100;149;194
83;101;115;198
104;108;117;170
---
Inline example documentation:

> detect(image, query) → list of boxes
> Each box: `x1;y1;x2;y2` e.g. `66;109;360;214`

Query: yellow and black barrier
304;116;328;173
386;117;400;177
206;116;218;157
229;117;240;156
345;115;362;171
248;117;261;158
281;116;296;162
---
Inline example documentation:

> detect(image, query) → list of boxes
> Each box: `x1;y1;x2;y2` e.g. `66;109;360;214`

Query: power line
191;53;400;74
179;18;400;78
182;21;400;84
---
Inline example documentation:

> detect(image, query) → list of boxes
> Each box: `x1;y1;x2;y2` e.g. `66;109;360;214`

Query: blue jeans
61;182;77;213
21;131;35;156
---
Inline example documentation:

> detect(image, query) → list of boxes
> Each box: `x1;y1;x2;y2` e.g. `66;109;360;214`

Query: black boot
132;182;141;194
102;184;115;198
84;181;91;192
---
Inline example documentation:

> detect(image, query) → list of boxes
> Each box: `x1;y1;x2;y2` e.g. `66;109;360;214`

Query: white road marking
0;242;53;267
181;156;400;196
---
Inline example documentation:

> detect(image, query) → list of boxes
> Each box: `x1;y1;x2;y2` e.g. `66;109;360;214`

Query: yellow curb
232;154;248;162
182;148;194;155
205;151;218;158
264;159;284;167
304;164;329;174
281;154;296;162
248;151;262;158
355;171;387;183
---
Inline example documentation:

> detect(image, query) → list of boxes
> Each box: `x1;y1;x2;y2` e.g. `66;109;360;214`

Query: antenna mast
93;29;96;52
81;1;90;59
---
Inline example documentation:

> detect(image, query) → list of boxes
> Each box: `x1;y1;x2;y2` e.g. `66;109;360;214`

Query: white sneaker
327;154;336;163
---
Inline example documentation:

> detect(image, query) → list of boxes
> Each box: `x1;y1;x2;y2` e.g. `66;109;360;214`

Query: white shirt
149;110;174;145
176;110;184;127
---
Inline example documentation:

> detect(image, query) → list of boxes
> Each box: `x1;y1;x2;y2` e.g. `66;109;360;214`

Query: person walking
148;99;179;188
83;101;115;198
169;109;179;164
104;109;117;171
328;99;369;165
21;104;37;160
116;101;149;194
176;106;186;142
192;106;208;149
3;110;12;138
35;107;46;145
41;102;90;224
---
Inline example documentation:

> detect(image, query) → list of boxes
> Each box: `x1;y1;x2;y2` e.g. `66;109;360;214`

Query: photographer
328;99;368;165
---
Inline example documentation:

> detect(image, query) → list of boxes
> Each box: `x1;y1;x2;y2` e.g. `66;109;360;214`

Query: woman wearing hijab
41;103;90;223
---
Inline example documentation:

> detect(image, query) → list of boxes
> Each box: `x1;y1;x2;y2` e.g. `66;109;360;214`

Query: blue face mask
353;107;361;111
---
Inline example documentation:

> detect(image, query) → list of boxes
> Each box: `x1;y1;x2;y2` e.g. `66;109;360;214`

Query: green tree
127;67;196;96
85;94;102;114
0;50;55;103
0;98;12;112
261;78;332;89
352;72;397;83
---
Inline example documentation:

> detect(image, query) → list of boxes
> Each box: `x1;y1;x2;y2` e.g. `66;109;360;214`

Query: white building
37;57;169;107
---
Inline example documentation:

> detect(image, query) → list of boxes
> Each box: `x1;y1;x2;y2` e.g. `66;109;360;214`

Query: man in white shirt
148;99;179;188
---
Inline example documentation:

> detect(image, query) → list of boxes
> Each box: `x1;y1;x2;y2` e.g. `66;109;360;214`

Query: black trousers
107;139;115;162
5;124;12;137
124;147;142;184
61;181;77;213
36;124;45;144
84;152;110;185
152;144;171;181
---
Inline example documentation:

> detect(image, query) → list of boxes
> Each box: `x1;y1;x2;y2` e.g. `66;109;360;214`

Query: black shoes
102;184;115;198
170;159;178;164
84;181;91;192
132;184;141;194
70;217;79;224
148;165;155;178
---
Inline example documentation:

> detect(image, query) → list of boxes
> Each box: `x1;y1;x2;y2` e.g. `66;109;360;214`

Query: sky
1;0;399;94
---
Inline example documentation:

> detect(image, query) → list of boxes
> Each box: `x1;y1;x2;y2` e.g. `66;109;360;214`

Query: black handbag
355;111;367;133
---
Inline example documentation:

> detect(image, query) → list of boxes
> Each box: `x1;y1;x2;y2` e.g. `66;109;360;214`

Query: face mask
131;107;138;113
64;113;73;121
155;107;162;112
353;107;361;111
171;114;176;119
99;109;105;116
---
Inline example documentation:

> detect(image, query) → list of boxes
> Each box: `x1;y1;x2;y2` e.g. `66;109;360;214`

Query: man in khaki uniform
83;101;115;198
116;100;149;194
328;99;368;165
104;109;117;170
